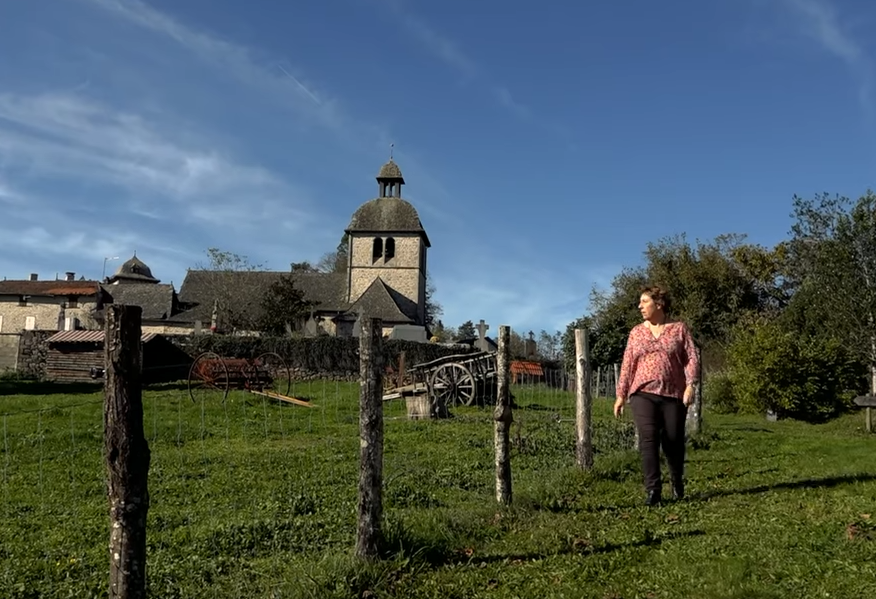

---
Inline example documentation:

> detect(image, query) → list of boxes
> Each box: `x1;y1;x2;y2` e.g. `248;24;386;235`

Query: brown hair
641;285;671;314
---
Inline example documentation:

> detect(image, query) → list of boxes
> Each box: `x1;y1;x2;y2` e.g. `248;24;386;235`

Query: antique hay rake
187;351;315;408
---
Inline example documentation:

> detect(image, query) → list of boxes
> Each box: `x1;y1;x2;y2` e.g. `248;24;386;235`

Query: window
372;238;383;262
384;237;395;261
18;295;27;307
0;315;4;333
25;316;36;330
66;296;78;308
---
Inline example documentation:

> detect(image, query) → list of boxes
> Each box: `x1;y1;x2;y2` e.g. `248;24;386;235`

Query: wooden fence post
356;317;384;559
686;345;704;435
104;305;150;599
494;325;512;505
575;329;593;469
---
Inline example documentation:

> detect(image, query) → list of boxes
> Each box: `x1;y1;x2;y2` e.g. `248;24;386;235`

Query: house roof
511;360;544;376
347;278;413;323
46;330;157;343
102;283;176;321
169;269;349;324
0;280;100;297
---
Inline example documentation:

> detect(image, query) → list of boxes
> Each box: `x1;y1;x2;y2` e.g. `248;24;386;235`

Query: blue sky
1;0;875;336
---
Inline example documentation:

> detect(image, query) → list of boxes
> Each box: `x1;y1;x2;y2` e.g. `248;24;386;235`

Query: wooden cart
383;350;498;416
187;351;314;408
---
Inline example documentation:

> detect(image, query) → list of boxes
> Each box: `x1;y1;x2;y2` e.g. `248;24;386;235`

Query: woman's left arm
681;323;700;404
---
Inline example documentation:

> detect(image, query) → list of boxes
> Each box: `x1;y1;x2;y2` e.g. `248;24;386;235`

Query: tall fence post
356;317;384;559
494;325;512;505
575;329;593;469
104;305;150;599
686;345;704;435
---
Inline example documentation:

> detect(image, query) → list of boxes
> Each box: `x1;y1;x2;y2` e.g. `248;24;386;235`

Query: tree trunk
494;325;512;505
356;317;384;559
575;329;593;469
104;305;150;599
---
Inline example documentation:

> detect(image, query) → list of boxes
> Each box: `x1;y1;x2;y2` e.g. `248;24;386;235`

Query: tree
457;320;476;339
196;248;266;333
786;191;876;391
257;275;315;336
316;234;349;274
424;274;442;330
291;261;318;273
537;329;562;361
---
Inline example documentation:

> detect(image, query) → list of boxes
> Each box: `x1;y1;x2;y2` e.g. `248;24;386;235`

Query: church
168;157;432;338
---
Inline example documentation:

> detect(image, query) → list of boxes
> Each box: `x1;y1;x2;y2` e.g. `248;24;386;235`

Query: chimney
65;272;75;281
29;273;38;281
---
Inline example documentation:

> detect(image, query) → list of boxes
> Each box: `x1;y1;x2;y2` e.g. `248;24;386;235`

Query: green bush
726;318;866;422
703;369;738;414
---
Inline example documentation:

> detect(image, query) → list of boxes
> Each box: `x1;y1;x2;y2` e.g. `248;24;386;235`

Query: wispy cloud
776;0;873;113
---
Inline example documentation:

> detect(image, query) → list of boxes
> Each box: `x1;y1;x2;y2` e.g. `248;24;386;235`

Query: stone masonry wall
348;234;425;312
0;333;20;372
16;330;56;379
0;297;99;332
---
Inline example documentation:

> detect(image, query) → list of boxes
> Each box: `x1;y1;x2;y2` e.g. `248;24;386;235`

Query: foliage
456;320;476;339
316;233;349;274
703;369;738;414
2;384;876;597
423;273;442;331
256;276;315;336
726;316;866;422
196;247;266;333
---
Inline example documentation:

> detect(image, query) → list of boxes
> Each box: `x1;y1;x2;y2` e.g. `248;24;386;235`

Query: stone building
0;272;105;333
171;158;431;338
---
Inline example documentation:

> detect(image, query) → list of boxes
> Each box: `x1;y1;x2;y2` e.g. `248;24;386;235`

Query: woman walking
614;285;699;506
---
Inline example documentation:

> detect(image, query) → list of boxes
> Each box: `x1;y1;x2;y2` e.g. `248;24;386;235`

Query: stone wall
16;330;56;379
348;233;425;319
0;333;20;372
0;297;99;332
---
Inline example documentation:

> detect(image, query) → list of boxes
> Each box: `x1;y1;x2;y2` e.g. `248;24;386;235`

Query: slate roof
347;278;413;323
377;159;404;181
169;270;350;325
102;284;176;321
109;255;159;284
0;280;100;297
346;198;431;246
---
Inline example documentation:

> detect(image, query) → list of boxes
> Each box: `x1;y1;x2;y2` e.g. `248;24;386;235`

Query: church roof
102;283;176;321
170;270;349;324
110;254;159;284
347;278;414;324
377;159;404;181
346;198;431;245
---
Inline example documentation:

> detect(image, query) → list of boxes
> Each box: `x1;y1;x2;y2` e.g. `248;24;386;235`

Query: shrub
726;317;866;422
703;369;738;414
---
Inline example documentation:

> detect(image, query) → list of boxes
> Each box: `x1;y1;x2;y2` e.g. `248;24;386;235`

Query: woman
614;285;699;506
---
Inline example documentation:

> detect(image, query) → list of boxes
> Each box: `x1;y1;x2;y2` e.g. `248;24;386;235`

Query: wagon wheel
254;352;291;397
188;351;229;404
430;362;475;407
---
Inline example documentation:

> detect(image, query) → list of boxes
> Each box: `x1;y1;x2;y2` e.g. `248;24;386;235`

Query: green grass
1;379;875;598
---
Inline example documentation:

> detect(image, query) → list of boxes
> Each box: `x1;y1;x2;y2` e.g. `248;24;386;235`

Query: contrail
277;64;321;105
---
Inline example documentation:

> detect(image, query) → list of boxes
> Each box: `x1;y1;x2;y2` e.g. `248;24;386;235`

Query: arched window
372;238;383;261
384;237;395;261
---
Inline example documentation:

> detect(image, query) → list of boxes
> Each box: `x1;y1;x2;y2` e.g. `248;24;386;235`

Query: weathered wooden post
686;345;704;435
356;317;384;559
104;305;150;599
494;325;512;505
574;328;593;469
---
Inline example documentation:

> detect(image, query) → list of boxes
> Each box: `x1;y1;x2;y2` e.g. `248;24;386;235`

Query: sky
1;0;875;336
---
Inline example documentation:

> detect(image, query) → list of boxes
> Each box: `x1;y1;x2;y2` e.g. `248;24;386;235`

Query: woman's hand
683;385;695;406
613;397;625;418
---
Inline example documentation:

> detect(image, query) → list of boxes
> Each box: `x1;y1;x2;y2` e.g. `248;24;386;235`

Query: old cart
187;351;315;408
383;350;498;416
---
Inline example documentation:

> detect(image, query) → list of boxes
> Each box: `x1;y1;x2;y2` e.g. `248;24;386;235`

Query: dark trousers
630;392;687;493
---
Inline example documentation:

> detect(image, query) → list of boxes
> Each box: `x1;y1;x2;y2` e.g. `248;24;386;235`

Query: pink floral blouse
616;321;699;401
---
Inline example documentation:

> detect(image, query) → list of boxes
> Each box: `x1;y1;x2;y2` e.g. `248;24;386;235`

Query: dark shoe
645;490;661;506
671;481;684;501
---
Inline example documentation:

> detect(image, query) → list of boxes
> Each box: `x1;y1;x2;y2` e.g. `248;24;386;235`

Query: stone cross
476;319;489;351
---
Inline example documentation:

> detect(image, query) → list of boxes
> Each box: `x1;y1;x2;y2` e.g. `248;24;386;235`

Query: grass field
0;378;875;598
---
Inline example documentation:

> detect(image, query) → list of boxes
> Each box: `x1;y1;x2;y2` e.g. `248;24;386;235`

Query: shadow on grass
0;380;103;396
697;473;876;500
384;527;706;568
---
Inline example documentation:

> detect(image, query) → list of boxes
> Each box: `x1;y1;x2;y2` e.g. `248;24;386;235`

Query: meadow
0;377;874;598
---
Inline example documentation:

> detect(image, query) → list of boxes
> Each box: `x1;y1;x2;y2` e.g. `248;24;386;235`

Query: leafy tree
316;234;349;274
424;274;442;330
537;329;563;361
291;261;318;273
258;276;315;336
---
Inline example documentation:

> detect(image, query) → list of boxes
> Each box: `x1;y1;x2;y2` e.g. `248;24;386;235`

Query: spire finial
389;143;394;160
